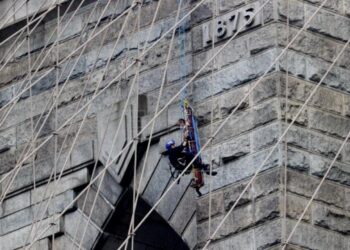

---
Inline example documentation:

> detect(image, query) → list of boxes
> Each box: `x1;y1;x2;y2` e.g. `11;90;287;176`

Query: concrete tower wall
0;0;349;249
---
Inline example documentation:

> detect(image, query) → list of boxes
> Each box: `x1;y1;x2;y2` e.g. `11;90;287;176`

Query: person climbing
165;139;217;176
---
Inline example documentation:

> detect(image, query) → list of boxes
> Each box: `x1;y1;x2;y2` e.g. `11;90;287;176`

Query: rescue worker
165;139;217;176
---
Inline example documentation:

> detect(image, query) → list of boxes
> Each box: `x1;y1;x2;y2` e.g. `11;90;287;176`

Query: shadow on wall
95;189;189;250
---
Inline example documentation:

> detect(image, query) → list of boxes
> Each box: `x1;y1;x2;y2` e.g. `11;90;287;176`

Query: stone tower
0;0;349;249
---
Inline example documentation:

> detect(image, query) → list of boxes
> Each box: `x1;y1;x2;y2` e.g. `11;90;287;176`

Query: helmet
165;139;176;151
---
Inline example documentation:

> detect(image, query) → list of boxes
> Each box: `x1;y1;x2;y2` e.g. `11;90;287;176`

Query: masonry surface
0;0;350;249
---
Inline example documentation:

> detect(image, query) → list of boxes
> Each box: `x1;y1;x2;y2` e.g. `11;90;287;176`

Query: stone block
205;134;250;164
304;0;343;13
47;190;77;215
280;76;312;102
197;191;224;221
170;188;196;235
156;174;192;221
134;143;163;193
200;99;278;145
312;204;350;235
191;2;213;25
277;0;304;26
31;238;50;250
219;0;245;13
201;148;280;194
249;23;276;55
142;157;170;206
305;5;350;42
198;195;280;244
0;215;62;250
262;0;275;24
0;190;75;236
253;169;281;199
279;49;307;79
0;191;30;217
53;235;80;250
70;140;94;167
140;108;168;138
0;204;35;236
254;220;282;249
281;101;308;126
309;87;343;115
252;123;279;152
182;215;197;250
282;124;311;149
309;109;350;138
223;170;280;211
278;24;339;63
251;73;279;104
31;168;89;204
306;55;350;94
92;166;123;205
0;148;16;175
287;170;345;209
285;219;348;250
64;210;100;250
286;194;311;222
311;156;350;187
309;131;342;159
77;187;113;227
285;147;310;172
205;225;255;249
193;49;277;102
0;127;16;150
341;141;350;164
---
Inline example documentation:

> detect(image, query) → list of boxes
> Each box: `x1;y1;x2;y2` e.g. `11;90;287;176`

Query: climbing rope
14;0;335;248
282;0;290;246
282;37;350;250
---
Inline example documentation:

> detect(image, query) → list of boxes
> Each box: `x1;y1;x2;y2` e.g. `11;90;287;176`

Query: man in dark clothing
165;139;217;176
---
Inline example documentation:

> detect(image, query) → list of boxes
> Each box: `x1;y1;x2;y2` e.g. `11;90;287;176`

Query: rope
75;0;141;247
15;0;108;242
0;0;63;71
0;1;133;202
0;0;97;130
125;4;142;250
114;0;333;248
69;0;123;247
0;0;19;26
124;0;183;246
208;0;219;239
0;0;208;124
203;12;349;250
282;0;290;245
281;37;350;250
0;0;27;30
0;0;132;119
22;0;131;245
0;0;210;199
23;1;278;247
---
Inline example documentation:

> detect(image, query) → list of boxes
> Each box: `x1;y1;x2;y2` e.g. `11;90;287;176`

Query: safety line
0;0;19;26
75;1;141;248
282;0;290;245
20;0;131;246
0;0;27;30
21;1;278;247
123;0;183;247
0;0;210;198
0;0;99;131
0;1;133;197
281;37;350;250
208;0;219;239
